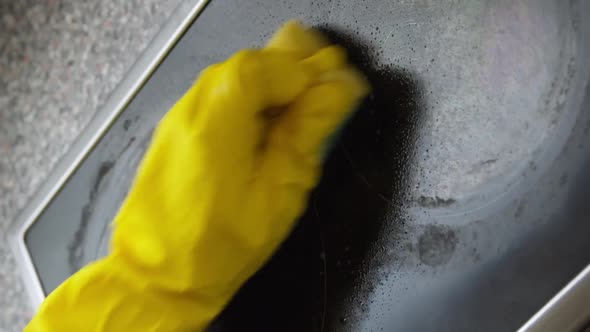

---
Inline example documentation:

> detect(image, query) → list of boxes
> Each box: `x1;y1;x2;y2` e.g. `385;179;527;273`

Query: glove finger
160;21;331;129
165;49;313;129
205;49;312;113
164;49;314;174
301;45;348;76
265;20;328;59
263;67;370;187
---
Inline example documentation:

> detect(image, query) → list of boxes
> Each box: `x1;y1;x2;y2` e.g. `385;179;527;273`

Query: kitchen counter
0;1;180;330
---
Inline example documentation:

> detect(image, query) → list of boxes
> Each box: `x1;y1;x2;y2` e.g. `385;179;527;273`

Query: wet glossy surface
26;0;590;331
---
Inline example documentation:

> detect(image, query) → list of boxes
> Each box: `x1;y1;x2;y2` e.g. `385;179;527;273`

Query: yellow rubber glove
25;21;369;332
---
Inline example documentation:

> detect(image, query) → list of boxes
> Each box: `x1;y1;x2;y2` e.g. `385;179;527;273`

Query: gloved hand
25;21;369;332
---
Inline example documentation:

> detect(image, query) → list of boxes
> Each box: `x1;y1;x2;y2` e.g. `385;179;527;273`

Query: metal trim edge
518;264;590;332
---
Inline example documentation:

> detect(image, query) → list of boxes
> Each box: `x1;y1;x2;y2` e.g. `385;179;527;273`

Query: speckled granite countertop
0;1;180;330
